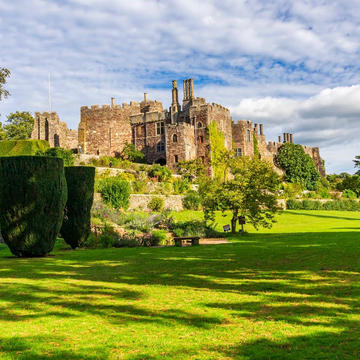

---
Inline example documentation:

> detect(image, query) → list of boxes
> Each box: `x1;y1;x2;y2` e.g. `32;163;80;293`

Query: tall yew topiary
0;156;67;256
60;166;95;249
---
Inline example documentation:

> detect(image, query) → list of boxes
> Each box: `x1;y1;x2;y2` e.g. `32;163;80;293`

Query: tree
199;156;281;232
177;158;207;182
275;143;320;190
0;122;6;140
0;67;10;102
118;142;145;163
354;155;360;175
4;111;34;140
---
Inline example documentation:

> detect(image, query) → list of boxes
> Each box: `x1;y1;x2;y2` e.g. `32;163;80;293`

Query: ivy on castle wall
253;133;260;158
208;120;227;180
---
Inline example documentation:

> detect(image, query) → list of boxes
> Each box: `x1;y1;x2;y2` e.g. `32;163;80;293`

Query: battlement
211;102;230;112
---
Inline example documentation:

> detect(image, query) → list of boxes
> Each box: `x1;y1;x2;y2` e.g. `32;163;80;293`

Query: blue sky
0;0;359;173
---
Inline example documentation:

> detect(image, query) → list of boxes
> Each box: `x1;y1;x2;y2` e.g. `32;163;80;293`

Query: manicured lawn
0;210;360;359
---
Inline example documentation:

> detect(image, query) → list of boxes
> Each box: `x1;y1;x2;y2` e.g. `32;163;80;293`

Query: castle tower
171;80;180;123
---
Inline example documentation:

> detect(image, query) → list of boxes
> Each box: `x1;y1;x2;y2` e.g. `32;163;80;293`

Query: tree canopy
0;67;10;102
199;155;281;232
354;155;360;175
275;143;320;190
3;111;34;140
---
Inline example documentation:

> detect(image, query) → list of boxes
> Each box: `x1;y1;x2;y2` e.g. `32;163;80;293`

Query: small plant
97;178;131;209
183;190;201;210
172;178;190;194
343;189;357;199
148;197;164;212
147;164;172;182
151;229;168;246
132;179;147;193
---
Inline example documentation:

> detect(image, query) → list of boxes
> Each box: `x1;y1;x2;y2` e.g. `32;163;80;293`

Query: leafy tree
118;142;145;163
0;122;6;140
354;155;360;175
147;164;172;182
36;147;75;167
336;174;360;197
4;111;34;140
275;143;320;190
0;67;10;102
177;158;206;182
199;156;281;232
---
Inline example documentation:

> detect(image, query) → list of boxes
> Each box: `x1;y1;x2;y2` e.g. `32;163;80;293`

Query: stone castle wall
31;111;77;150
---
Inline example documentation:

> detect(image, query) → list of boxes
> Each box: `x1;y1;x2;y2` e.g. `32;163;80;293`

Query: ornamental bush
183;190;201;210
0;156;67;256
98;177;130;209
60;166;95;249
148;196;164;212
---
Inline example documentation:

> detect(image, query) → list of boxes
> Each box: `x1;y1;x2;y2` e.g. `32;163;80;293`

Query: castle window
45;119;49;142
173;134;178;142
246;129;251;142
156;121;165;135
236;148;242;157
198;136;204;143
174;155;178;163
197;121;203;128
157;141;165;153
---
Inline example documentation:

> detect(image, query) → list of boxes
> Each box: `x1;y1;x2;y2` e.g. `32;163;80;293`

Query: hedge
60;166;95;249
0;156;67;256
0;139;49;156
286;199;360;211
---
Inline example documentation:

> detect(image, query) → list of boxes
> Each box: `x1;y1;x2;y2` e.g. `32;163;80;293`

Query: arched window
197;121;203;128
173;134;178;142
174;155;178;163
246;129;251;142
157;141;165;153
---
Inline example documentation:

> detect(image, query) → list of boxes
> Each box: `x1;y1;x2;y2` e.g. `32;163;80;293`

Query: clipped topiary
60;166;95;249
0;156;67;256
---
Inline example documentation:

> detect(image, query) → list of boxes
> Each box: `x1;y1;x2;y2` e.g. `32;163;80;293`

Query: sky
0;0;359;174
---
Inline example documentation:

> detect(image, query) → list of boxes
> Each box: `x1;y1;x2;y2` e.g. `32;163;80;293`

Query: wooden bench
174;236;200;247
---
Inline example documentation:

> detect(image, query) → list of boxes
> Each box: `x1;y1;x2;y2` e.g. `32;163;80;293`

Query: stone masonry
34;79;325;176
31;111;78;150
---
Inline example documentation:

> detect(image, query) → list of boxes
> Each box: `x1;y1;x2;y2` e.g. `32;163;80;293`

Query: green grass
0;139;49;156
0;210;360;359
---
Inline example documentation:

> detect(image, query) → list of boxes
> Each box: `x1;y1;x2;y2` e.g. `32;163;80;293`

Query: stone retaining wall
129;194;183;211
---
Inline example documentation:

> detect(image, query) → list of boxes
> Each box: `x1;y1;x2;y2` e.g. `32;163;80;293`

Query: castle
31;79;325;176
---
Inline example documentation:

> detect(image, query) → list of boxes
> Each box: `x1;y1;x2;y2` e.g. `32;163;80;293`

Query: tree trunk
231;210;238;232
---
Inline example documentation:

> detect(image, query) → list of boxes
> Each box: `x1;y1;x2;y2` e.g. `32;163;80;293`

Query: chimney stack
290;133;293;143
254;123;258;134
183;78;194;101
278;135;281;143
144;92;148;103
259;124;263;135
111;97;115;108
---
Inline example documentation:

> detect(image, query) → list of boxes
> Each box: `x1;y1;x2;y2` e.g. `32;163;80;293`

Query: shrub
171;220;207;237
343;189;357;199
91;200;127;226
126;213;155;233
183;191;201;210
60;166;95;249
148;197;164;212
36;147;75;166
0;156;67;256
132;180;148;194
286;199;360;211
151;229;168;246
117;142;145;163
0;139;49;156
147;164;172;182
98;177;130;209
172;178;190;194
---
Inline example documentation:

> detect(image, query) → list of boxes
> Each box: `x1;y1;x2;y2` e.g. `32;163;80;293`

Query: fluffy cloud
0;0;359;173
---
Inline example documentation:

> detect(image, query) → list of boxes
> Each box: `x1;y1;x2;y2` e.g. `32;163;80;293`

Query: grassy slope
0;210;359;359
0;140;49;156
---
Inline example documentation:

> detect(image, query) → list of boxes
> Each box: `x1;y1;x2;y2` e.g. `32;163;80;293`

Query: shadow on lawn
0;230;359;359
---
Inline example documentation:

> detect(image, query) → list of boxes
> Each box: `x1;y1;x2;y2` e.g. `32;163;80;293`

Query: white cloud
1;0;360;173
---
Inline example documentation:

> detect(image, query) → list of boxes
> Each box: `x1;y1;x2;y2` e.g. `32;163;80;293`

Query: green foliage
281;182;303;199
148;196;164;212
118;142;145;163
342;189;357;199
183;190;201;210
177;158;206;182
98;177;130;209
200;155;281;232
60;167;95;249
151;229;168;246
132;179;147;193
89;155;133;169
354;155;360;174
0;122;6;140
147;164;172;182
36;147;75;166
170;220;212;238
336;174;360;196
0;156;67;256
275;143;320;190
4;111;34;140
0;67;10;103
172;178;190;194
286;199;360;211
253;133;260;158
0;139;49;156
208;120;227;180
